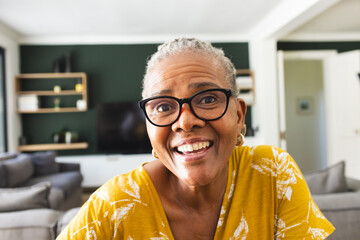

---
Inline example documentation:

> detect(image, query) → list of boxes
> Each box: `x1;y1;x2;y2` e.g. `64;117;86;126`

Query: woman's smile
173;138;213;163
176;141;211;154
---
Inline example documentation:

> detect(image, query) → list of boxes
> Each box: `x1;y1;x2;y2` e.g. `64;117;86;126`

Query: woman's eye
200;96;217;104
156;104;172;112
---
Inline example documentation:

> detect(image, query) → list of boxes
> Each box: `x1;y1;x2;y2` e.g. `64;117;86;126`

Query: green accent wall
20;42;250;155
277;41;360;53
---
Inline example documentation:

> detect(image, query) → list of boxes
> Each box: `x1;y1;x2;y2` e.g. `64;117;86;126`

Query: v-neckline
140;160;234;240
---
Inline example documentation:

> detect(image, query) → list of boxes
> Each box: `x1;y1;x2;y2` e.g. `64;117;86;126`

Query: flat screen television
96;101;152;154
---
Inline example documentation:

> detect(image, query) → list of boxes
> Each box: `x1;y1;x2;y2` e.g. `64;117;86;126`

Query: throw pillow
29;151;59;176
2;154;34;187
0;182;51;212
304;161;347;195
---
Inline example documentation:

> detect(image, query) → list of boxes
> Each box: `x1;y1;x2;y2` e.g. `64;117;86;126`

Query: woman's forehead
143;52;227;97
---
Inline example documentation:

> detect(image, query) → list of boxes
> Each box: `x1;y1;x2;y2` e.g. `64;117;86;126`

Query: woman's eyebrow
149;82;221;97
150;89;173;97
189;82;221;89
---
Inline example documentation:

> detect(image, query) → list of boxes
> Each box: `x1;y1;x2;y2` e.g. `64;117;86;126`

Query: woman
57;38;334;239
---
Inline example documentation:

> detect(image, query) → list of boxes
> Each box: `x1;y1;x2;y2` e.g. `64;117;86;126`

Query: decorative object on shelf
75;79;83;92
65;131;79;144
52;133;61;144
52;52;72;73
76;99;87;110
53;85;61;93
53;59;61;73
64;52;72;73
54;98;61;109
236;69;255;106
52;128;67;144
18;135;27;146
17;94;39;111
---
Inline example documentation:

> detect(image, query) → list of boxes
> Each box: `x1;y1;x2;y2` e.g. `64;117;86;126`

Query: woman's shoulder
232;145;295;173
234;145;287;160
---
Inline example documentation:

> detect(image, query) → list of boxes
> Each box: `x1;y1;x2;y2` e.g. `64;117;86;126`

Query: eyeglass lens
144;90;228;126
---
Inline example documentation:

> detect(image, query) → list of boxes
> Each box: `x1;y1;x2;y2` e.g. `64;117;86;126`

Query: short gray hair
142;38;236;98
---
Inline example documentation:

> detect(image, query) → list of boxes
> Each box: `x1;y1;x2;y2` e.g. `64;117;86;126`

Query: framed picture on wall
296;97;313;115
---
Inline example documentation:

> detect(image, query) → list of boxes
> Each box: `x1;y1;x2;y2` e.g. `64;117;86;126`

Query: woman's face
144;52;246;187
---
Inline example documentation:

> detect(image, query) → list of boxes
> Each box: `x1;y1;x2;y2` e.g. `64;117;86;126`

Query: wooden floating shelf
18;107;86;114
17;72;86;79
18;142;89;152
18;90;84;96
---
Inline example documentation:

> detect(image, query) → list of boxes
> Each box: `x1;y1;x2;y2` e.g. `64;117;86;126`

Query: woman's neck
168;164;228;213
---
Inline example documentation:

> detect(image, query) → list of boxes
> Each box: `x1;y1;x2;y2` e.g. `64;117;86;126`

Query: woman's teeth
177;141;210;153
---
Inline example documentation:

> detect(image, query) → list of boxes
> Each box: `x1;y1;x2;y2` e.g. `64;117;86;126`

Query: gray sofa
0;206;80;240
0;151;83;211
304;161;360;240
0;151;83;240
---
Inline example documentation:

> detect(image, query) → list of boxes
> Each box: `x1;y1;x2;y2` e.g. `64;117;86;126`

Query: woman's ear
236;98;247;134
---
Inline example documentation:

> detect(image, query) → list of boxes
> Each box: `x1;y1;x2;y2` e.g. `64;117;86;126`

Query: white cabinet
57;154;154;187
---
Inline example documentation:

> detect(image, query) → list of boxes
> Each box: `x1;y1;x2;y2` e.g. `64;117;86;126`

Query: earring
235;124;247;147
152;149;159;159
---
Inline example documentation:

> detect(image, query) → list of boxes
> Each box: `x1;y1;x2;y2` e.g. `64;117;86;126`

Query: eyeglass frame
139;88;236;127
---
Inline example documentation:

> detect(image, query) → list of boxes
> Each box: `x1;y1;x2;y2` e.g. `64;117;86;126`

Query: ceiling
285;0;360;40
0;0;359;43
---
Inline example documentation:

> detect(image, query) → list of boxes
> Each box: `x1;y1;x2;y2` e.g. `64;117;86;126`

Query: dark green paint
20;42;250;155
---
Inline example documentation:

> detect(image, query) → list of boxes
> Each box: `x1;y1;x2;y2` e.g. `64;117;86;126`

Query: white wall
249;39;280;146
0;24;20;152
284;60;326;173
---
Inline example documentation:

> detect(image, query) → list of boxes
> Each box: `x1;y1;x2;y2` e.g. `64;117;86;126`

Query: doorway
283;59;326;173
278;50;360;178
277;50;337;173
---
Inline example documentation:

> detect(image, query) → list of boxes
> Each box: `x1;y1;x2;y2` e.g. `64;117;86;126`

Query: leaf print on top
307;227;329;239
309;199;325;220
150;231;170;240
251;146;303;201
111;202;135;239
93;187;110;202
119;176;141;199
230;211;248;240
69;220;102;240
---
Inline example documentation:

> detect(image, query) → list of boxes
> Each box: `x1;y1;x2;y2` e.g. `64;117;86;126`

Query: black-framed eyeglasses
139;88;235;127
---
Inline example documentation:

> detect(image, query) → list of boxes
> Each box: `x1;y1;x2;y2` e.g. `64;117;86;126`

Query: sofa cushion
0;182;51;212
23;171;82;198
304;161;347;195
48;187;65;210
0;153;18;161
1;154;34;187
313;191;360;240
29;151;59;176
0;208;61;240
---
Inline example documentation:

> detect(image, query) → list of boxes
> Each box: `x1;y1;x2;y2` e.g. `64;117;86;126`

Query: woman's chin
174;166;218;187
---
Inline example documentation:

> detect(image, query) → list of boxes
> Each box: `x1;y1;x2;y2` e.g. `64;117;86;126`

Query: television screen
96;101;152;154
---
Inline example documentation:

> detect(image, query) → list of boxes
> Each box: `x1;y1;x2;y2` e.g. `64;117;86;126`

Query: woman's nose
171;104;206;132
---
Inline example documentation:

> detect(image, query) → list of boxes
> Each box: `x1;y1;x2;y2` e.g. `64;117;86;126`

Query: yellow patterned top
57;145;334;239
